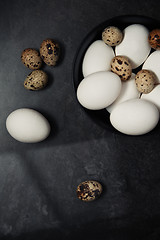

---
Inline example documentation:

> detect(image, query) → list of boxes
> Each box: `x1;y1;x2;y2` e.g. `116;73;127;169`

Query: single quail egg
24;70;48;90
40;39;60;66
76;180;102;202
102;26;123;46
135;69;156;94
111;56;132;81
21;48;42;70
148;29;160;50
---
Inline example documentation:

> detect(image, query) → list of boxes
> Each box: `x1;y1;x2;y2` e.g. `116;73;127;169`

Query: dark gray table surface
1;0;160;239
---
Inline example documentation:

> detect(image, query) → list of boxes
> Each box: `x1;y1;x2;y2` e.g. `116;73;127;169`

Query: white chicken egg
106;73;139;113
141;85;160;110
142;50;160;83
77;71;121;110
115;24;151;69
6;108;51;143
82;40;114;77
110;99;159;135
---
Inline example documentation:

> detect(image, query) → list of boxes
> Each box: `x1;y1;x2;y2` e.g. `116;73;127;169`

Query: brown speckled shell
76;180;102;202
102;26;123;46
135;69;156;94
148;29;160;50
21;48;42;70
111;56;132;81
24;70;48;91
40;39;60;66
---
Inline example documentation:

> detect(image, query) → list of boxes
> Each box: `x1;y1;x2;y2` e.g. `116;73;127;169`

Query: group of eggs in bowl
73;16;160;136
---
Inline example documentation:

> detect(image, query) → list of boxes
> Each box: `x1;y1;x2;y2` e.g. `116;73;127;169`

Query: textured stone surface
0;0;160;239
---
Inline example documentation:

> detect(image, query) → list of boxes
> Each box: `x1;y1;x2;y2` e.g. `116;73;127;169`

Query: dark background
0;0;160;239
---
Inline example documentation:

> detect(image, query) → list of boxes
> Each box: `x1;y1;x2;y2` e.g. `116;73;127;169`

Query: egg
40;39;60;66
24;70;48;91
102;26;123;46
115;24;151;69
76;180;102;202
82;40;114;77
110;99;159;135
148;29;160;50
6;108;51;143
21;48;42;70
77;71;121;110
107;73;139;113
111;56;132;81
135;69;156;94
141;85;160;111
142;50;160;83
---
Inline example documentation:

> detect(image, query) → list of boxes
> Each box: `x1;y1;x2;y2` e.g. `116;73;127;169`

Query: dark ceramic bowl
73;15;160;130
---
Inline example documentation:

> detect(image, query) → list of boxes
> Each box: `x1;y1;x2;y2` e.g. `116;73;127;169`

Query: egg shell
24;70;48;91
115;24;151;69
82;40;114;77
21;48;42;70
77;71;122;110
111;56;132;81
107;73;140;113
6;108;51;143
135;69;156;94
141;85;160;111
40;39;60;66
142;50;160;83
148;29;160;50
110;99;159;135
76;180;102;202
102;26;123;46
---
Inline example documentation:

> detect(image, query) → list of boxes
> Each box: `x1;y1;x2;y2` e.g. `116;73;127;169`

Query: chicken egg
141;85;160;111
107;73;139;113
115;24;151;69
110;99;159;135
6;108;51;143
142;50;160;83
77;71;121;110
82;40;114;77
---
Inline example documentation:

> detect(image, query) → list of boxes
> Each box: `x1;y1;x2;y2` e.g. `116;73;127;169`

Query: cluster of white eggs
77;24;160;135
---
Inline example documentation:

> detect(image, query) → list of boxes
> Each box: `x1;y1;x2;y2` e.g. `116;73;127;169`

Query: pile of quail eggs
77;24;160;135
21;39;60;90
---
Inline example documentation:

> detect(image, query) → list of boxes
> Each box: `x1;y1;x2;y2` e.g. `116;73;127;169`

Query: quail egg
111;56;132;81
76;180;102;202
148;29;160;50
40;39;60;66
21;48;42;70
135;69;156;94
24;70;48;91
102;26;123;46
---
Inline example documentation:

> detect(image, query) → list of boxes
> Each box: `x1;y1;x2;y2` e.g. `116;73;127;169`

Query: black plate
73;15;160;130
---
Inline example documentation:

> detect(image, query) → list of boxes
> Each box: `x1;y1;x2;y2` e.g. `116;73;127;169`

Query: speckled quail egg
148;29;160;50
111;56;132;81
40;39;60;66
135;69;156;94
24;70;48;91
21;48;42;70
102;26;123;46
76;180;102;202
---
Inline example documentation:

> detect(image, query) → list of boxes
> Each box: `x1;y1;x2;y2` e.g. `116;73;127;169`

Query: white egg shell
110;99;159;135
107;73;139;113
82;40;115;77
6;108;51;143
77;71;121;110
142;50;160;83
115;24;151;69
141;85;160;110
